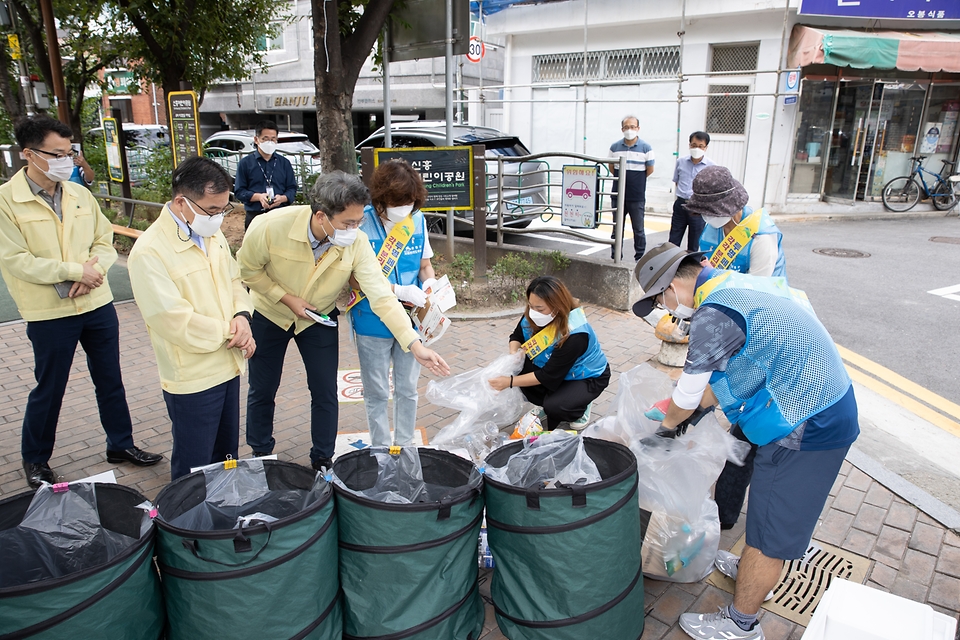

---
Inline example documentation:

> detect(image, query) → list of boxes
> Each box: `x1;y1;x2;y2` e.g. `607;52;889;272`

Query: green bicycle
881;156;958;212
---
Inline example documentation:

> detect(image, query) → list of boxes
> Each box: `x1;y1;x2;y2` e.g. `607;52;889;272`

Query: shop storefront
786;27;960;203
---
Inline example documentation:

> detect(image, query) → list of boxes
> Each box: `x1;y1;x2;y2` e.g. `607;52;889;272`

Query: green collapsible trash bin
333;447;485;640
0;482;163;640
484;436;644;640
154;459;339;640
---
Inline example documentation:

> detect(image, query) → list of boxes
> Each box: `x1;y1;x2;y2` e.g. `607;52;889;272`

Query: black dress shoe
106;446;163;467
311;457;333;472
251;451;272;458
23;461;56;489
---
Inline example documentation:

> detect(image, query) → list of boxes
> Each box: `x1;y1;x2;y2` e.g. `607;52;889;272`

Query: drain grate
812;248;871;258
706;538;871;626
930;236;960;245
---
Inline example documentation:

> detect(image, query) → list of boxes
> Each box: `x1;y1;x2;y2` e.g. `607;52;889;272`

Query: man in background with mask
234;119;298;229
128;157;255;480
632;243;857;640
668;131;714;251
608;115;654;262
0;115;162;489
237;170;450;471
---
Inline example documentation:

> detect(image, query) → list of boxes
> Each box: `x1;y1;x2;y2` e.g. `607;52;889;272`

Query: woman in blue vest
350;160;436;447
489;276;610;431
686;165;786;278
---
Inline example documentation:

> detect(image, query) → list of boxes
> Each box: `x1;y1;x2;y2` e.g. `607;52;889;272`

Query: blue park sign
799;0;959;20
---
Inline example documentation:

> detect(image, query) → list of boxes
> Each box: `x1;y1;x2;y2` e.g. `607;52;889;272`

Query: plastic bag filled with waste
161;458;327;530
333;447;483;504
484;431;601;488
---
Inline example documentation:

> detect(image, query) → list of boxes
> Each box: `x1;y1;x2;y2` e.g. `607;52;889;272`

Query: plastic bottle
461;435;486;464
662;524;706;577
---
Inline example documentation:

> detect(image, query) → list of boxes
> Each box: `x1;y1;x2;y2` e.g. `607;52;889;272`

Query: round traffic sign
466;36;485;63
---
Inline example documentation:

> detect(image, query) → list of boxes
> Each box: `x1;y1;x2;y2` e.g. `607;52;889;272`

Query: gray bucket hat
632;243;704;317
683;165;749;218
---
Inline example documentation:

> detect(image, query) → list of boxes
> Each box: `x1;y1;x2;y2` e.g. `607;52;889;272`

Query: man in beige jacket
128;157;255;479
0;115;161;489
237;171;449;471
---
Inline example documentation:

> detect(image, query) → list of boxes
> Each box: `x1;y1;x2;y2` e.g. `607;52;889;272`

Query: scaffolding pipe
761;0;792;209
582;0;588;155
675;0;686;169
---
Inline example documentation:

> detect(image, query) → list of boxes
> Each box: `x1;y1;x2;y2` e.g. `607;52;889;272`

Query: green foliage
533;250;571;272
446;252;475;284
132;146;173;211
0;108;13;146
491;251;571;302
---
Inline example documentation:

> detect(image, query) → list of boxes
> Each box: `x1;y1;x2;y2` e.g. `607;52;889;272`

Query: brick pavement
0;299;957;639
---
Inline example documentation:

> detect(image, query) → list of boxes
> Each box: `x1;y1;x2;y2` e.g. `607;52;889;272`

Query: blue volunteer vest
697;271;851;446
699;207;787;278
350;205;426;338
520;312;608;381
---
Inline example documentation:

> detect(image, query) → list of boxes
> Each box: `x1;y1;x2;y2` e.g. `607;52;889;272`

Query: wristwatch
233;311;253;322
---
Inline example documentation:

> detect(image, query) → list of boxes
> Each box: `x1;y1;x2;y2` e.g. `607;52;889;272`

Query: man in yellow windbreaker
0;115;161;489
237;171;449;471
128;157;255;480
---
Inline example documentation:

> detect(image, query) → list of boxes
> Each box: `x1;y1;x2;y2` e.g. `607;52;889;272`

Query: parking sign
561;165;598;228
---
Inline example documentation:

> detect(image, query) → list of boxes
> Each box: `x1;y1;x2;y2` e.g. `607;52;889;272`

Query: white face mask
528;308;556;327
705;216;732;229
257;141;278;156
623;128;639;141
689;147;705;160
322;216;357;247
182;199;224;237
666;285;695;320
32;155;75;182
385;203;414;223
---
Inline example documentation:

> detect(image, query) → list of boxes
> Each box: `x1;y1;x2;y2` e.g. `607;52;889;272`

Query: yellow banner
708;209;764;271
521;308;587;360
8;35;20;61
345;215;416;312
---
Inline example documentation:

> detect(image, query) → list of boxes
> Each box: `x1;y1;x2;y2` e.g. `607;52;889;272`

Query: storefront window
865;83;927;197
916;84;960;176
789;79;835;194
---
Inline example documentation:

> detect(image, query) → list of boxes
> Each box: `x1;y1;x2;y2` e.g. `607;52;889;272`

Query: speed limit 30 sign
466;36;485;63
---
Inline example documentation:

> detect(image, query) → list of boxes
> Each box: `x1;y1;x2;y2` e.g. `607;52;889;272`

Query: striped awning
788;25;960;73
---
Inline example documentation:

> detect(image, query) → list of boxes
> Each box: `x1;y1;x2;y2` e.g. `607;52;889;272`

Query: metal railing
426;152;627;264
204;148;322;191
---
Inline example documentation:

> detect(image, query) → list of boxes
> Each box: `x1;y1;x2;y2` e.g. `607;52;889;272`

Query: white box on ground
801;578;956;640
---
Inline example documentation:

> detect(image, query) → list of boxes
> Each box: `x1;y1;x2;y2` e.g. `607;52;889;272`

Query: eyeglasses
30;148;77;160
184;196;234;217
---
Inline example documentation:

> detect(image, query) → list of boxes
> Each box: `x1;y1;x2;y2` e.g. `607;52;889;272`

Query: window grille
533;46;680;83
705;85;750;135
710;44;759;73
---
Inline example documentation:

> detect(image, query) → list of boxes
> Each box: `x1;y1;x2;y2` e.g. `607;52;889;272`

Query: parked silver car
356;122;548;231
205;130;322;186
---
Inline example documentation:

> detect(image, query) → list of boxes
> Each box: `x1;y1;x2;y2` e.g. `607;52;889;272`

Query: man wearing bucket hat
632;243;858;640
687;165;786;279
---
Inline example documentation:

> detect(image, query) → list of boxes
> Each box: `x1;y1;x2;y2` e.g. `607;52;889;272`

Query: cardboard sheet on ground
337;368;393;403
706;534;870;626
334;428;428;459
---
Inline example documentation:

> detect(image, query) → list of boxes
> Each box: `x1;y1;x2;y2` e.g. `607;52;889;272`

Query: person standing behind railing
234;120;298;229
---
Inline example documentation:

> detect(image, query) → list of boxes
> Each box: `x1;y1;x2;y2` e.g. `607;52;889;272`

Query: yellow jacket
128;207;254;394
0;168;115;321
237;205;419;349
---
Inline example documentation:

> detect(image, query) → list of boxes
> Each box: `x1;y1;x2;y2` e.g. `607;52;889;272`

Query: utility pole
6;0;36;117
37;0;69;124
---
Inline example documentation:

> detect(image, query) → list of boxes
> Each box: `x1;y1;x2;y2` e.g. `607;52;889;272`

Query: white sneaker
569;402;593;432
679;606;764;640
714;550;775;602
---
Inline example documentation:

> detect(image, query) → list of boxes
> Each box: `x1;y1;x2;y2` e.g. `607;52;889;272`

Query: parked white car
205;130;322;186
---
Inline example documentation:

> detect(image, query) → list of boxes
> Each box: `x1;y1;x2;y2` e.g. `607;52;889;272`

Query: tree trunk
316;88;356;174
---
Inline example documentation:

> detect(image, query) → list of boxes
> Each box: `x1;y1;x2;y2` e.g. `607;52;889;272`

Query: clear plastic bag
484;431;602;488
0;483;144;588
428;352;531;462
641;498;720;583
333;447;483;504
162;459;327;531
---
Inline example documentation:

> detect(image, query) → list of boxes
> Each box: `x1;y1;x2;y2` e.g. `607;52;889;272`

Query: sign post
104;110;135;224
167;90;202;168
561;165;599;228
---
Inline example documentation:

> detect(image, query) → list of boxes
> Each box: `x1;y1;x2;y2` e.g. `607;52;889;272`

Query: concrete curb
847;445;960;532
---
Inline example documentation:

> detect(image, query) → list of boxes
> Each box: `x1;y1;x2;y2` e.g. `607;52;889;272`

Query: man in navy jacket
234;120;298;229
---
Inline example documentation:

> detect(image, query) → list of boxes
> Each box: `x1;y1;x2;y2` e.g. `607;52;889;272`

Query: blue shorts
745;443;849;560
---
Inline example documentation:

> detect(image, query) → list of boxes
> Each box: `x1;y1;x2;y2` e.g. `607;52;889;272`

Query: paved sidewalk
0;299;957;639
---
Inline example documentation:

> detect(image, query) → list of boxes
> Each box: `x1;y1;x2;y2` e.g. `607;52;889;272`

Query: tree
312;0;397;173
111;0;289;119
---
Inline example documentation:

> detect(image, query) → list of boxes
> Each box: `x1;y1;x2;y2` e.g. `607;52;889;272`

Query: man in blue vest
632;243;859;640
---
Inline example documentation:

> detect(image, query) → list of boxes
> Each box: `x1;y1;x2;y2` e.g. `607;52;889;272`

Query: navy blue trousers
668;197;706;251
610;197;646;261
22;303;134;463
163;376;240;480
246;312;339;465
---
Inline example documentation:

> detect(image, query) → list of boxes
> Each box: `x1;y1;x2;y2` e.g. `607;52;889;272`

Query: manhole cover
812;248;871;258
930;236;960;245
